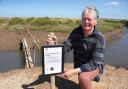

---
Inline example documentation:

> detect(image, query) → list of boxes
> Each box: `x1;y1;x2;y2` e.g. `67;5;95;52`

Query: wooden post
33;44;35;65
26;29;40;50
22;37;34;68
47;32;58;89
50;75;56;89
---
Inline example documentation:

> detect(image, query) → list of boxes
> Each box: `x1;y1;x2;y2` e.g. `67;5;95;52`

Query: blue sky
0;0;128;19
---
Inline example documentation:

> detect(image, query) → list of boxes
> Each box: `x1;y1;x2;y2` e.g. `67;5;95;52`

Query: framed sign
42;45;64;75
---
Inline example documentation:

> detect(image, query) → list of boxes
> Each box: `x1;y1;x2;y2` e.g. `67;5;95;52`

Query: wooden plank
22;37;34;68
26;29;40;50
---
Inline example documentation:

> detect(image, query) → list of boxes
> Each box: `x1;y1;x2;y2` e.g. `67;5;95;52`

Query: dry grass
0;63;128;89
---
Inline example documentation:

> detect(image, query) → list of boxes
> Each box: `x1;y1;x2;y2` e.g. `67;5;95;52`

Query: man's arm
63;39;73;53
61;68;81;78
80;35;105;74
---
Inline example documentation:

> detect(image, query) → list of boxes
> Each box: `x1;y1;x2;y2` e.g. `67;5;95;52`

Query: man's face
82;11;97;32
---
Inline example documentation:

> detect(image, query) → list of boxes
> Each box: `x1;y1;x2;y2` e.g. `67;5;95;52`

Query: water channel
0;27;128;72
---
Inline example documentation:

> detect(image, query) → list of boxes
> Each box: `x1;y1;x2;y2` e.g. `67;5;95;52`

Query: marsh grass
97;19;124;33
0;17;126;33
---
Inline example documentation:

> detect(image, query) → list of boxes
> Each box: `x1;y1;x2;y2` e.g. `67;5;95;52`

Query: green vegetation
0;17;127;33
97;19;126;33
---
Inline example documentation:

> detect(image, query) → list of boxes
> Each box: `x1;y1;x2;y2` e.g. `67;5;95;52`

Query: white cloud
104;1;121;6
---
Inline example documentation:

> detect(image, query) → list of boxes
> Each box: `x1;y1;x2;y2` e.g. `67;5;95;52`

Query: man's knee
78;68;99;82
78;72;91;82
78;73;92;89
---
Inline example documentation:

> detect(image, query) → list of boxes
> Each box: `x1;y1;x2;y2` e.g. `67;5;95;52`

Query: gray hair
82;6;99;20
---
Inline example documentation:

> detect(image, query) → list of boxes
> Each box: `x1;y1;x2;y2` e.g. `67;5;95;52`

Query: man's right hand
46;32;58;45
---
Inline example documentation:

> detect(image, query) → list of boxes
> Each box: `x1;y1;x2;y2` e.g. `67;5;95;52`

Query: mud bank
0;29;123;51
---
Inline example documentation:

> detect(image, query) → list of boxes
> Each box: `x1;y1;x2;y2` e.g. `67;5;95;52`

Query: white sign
42;45;64;75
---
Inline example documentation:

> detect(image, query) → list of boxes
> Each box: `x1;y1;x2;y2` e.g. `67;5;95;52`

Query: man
47;6;105;89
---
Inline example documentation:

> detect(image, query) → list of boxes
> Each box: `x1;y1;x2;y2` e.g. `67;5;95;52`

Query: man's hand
46;32;58;45
60;68;81;78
